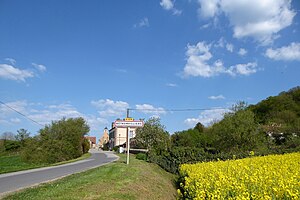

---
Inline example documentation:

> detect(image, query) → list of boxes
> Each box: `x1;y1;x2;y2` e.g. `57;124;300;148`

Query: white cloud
91;99;129;117
160;0;174;10
0;64;34;82
134;17;149;28
228;62;258;76
265;42;300;61
183;41;258;77
32;63;47;72
0;100;108;132
184;108;229;127
135;104;166;115
5;58;16;65
28;103;82;125
166;83;178;87
198;0;296;45
238;48;247;56
198;0;220;19
0;100;28;116
226;43;234;52
160;0;182;15
10;118;21;123
208;95;225;100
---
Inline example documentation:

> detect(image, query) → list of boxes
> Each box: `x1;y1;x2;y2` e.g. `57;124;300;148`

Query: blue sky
1;0;300;140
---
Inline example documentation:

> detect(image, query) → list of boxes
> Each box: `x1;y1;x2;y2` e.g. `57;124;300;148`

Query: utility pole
126;108;130;165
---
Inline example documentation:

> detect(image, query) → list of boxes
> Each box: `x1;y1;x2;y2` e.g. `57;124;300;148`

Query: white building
108;120;139;149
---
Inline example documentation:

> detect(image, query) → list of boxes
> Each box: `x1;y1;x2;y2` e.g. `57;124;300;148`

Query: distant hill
249;86;300;125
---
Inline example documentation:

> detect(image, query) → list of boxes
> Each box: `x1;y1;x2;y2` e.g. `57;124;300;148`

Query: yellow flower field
179;152;300;199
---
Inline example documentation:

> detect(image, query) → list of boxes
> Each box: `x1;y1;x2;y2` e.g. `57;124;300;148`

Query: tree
212;109;263;152
22;117;90;163
135;117;170;153
15;129;30;146
1;132;15;141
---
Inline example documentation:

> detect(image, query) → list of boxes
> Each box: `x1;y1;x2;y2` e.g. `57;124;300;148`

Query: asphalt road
0;149;119;196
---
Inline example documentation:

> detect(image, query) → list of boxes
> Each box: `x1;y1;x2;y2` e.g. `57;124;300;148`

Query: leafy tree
15;129;30;146
22;117;90;163
212;109;263;152
135;117;170;153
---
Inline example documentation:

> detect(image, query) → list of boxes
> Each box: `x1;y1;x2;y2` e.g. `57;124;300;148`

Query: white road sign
114;120;144;128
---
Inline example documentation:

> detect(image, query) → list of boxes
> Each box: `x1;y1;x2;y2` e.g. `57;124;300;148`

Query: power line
128;107;229;112
0;100;44;127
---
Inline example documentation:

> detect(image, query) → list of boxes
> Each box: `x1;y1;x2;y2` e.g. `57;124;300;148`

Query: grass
0;152;91;174
3;154;177;200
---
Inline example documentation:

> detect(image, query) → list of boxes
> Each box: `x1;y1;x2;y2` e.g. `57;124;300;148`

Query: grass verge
0;152;91;174
3;154;177;200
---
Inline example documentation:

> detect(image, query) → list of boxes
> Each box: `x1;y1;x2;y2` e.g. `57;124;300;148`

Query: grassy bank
3;154;177;200
0;152;91;174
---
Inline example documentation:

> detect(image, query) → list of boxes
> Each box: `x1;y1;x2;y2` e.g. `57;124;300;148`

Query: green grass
3;154;177;200
0;152;91;174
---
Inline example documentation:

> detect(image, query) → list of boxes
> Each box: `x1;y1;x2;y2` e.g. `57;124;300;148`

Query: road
0;149;119;196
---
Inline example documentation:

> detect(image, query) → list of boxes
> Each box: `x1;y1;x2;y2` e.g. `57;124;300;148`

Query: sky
1;0;300;141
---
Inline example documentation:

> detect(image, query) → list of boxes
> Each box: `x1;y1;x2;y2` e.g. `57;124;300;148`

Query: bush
112;146;119;152
82;138;90;154
22;117;90;164
4;140;21;151
136;153;147;161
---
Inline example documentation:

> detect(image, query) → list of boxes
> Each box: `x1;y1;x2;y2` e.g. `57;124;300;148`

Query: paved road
0;150;119;196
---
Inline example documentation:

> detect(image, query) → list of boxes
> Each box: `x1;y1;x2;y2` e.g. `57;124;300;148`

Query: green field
0;152;91;174
3;154;177;200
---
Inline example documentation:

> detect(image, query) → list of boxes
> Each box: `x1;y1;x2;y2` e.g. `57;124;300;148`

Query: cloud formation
183;41;258;77
198;0;296;45
160;0;182;15
32;63;47;72
185;108;230;127
134;17;149;28
91;99;129;117
265;42;300;61
135;104;166;115
238;48;247;56
0;64;34;82
208;95;225;100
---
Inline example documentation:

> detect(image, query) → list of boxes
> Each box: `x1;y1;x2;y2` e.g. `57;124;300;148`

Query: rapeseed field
178;152;300;199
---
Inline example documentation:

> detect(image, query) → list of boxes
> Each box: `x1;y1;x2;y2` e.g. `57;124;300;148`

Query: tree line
134;86;300;173
0;117;91;164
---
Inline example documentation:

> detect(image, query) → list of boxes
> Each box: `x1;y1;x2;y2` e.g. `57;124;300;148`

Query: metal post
126;127;130;165
126;109;130;165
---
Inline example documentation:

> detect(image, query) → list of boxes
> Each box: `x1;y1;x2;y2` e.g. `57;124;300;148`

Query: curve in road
0;150;119;196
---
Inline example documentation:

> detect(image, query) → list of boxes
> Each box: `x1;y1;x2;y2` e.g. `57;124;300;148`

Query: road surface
0;149;119;196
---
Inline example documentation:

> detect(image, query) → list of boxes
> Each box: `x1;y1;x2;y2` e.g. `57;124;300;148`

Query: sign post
114;117;144;165
127;127;130;165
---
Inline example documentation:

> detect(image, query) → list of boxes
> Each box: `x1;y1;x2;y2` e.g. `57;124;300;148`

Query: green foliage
135;117;170;153
22;117;90;164
15;129;30;147
171;123;213;149
211;109;264;152
147;87;300;175
82;138;90;154
112;146;119;152
136;153;147;161
4;140;21;151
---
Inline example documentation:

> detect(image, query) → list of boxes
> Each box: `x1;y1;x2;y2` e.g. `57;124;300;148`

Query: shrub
4;140;21;151
136;153;147;161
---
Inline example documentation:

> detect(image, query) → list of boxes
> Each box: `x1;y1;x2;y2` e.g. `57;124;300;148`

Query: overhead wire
0;100;44;127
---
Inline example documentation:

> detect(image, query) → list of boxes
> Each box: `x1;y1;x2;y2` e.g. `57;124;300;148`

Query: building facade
109;124;137;149
99;127;109;148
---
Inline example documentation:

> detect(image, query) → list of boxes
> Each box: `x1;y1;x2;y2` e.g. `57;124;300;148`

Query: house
85;136;97;148
108;120;140;149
